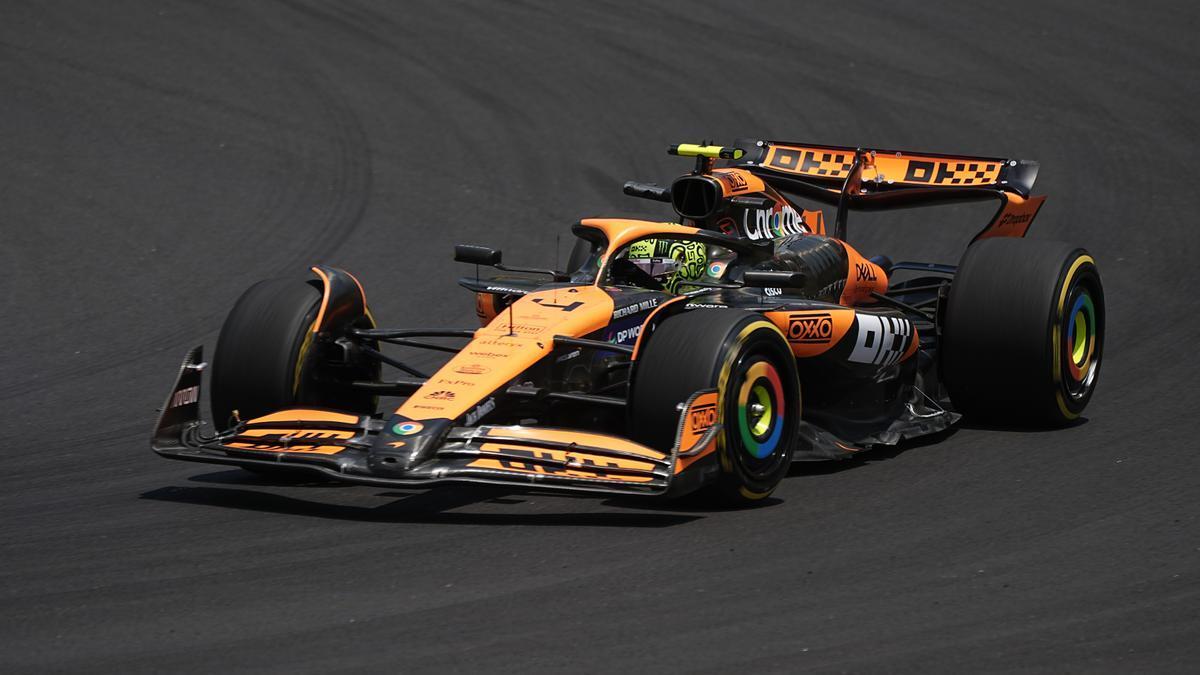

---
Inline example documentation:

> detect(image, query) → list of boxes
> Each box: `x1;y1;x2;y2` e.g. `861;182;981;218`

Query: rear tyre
211;278;378;428
942;238;1104;425
630;310;800;505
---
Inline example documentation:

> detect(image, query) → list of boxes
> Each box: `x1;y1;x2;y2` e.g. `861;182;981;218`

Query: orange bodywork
763;308;857;358
226;441;346;455
310;266;333;332
762;143;1005;188
709;168;768;196
237;428;357;440
228;427;357;455
402;217;906;426
482;426;666;459
805;209;827;236
578;218;703;259
840;241;889;305
396;286;614;421
467;444;658;483
902;327;920;362
228;410;365;455
248;409;361;425
309;266;371;334
976;193;1046;241
474;291;505;326
464;426;666;483
675;391;719;472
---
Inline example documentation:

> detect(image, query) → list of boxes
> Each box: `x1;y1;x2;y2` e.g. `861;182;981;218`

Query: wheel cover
736;360;785;459
1063;286;1099;399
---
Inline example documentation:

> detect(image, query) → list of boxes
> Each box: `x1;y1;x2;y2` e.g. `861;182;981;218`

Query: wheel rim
1062;284;1099;400
736;360;785;459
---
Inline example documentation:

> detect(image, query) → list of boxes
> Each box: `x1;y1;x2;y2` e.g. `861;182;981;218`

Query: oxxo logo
787;313;834;344
688;402;718;434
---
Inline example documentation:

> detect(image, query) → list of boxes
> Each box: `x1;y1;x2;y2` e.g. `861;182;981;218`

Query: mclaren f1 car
152;140;1104;504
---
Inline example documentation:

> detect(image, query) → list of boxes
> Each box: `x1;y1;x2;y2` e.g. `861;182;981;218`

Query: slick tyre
211;278;378;428
942;238;1104;426
631;310;800;506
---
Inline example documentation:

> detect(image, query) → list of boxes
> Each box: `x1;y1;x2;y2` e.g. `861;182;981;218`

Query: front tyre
211;277;378;428
942;238;1104;425
630;310;800;505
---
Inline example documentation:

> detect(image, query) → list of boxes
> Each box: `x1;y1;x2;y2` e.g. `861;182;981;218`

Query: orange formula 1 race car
152;140;1104;505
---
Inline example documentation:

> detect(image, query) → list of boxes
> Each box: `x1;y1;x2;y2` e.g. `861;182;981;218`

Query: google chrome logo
392;421;424;436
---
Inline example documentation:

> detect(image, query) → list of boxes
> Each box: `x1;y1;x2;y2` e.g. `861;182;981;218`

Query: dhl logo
227;441;344;455
766;147;854;178
470;446;654;482
281;430;347;439
763;145;1003;187
240;428;353;440
228;428;354;455
496;448;621;477
900;159;1001;186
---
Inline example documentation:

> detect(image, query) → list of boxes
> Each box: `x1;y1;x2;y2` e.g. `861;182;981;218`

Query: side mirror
742;271;806;288
454;244;502;266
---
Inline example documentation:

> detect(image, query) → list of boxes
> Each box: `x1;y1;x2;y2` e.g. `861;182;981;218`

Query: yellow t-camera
668;144;745;160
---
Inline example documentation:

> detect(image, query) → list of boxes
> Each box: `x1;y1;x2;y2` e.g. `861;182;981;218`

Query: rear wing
736;140;1039;197
729;139;1046;243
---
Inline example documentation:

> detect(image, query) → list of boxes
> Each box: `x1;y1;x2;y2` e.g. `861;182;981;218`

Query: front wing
152;347;721;497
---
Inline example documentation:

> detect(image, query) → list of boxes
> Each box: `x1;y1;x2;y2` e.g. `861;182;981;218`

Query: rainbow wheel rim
737;361;785;459
1063;288;1098;398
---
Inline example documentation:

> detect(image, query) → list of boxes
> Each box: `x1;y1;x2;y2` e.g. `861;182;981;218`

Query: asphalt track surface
2;1;1199;671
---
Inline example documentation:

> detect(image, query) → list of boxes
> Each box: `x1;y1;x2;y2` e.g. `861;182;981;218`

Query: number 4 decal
531;298;583;312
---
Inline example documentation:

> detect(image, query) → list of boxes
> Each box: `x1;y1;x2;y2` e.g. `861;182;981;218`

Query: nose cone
395;286;615;423
367;417;451;474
